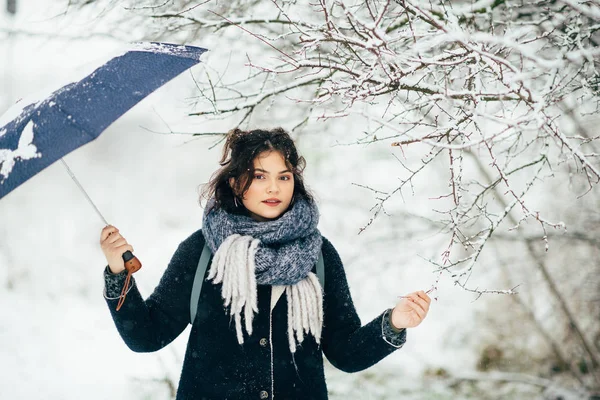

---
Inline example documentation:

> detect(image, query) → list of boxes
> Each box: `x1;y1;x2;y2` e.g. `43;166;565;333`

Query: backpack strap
189;244;325;325
316;250;325;290
190;242;211;324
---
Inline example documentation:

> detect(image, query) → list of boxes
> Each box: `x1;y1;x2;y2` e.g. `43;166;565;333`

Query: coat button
259;390;269;399
259;338;268;347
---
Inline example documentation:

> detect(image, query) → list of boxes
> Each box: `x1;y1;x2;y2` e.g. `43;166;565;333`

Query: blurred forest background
0;0;599;399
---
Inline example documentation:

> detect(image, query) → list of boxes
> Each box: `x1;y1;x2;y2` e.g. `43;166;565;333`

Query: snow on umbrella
0;41;207;309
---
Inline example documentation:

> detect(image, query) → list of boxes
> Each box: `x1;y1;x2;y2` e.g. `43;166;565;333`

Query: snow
0;1;591;399
129;42;207;60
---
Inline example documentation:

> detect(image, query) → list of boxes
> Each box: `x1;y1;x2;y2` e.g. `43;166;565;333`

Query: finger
100;226;120;242
410;293;430;312
406;294;427;316
106;232;125;245
115;244;134;254
406;298;426;319
101;225;118;234
109;238;128;249
102;233;120;246
100;225;117;241
416;290;432;304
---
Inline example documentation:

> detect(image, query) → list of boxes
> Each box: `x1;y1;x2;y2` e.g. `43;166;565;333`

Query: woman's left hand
391;290;431;329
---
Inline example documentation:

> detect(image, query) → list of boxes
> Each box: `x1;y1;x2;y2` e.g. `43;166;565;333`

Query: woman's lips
262;200;281;207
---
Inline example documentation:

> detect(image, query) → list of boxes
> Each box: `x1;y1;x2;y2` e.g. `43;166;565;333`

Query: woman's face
237;151;295;222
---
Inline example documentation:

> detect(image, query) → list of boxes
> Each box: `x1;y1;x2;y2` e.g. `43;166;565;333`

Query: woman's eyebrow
255;168;292;174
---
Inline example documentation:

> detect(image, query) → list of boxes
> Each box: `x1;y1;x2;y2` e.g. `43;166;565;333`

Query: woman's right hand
100;225;134;274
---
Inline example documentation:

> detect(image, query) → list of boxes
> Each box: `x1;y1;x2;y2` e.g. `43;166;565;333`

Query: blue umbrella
0;41;207;309
0;42;207;199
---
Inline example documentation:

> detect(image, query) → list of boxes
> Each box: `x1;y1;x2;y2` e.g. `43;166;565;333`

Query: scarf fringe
208;234;323;354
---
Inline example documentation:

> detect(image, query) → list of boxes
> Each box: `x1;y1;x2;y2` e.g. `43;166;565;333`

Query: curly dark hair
201;127;313;215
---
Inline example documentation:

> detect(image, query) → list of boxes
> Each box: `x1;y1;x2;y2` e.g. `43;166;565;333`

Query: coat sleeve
320;237;407;373
103;230;203;353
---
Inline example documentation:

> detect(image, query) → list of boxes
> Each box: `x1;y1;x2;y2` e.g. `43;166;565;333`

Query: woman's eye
280;176;291;181
254;174;265;180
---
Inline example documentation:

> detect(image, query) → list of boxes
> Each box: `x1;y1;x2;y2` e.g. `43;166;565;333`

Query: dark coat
104;229;406;400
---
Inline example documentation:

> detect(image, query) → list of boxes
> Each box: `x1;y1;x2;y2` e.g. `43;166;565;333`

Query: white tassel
300;280;311;334
283;273;324;352
307;273;324;343
248;239;259;313
209;234;259;345
210;234;324;353
291;284;304;344
286;287;296;353
222;247;235;307
243;239;259;335
234;311;243;344
208;234;238;283
232;236;247;312
304;277;318;336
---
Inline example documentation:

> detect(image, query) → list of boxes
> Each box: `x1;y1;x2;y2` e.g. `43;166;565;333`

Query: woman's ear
229;177;235;188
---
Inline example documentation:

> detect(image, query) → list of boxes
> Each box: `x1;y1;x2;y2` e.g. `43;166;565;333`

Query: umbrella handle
116;251;142;311
122;250;142;273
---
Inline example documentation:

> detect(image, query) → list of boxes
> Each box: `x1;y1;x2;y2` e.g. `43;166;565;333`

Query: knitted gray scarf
202;197;323;353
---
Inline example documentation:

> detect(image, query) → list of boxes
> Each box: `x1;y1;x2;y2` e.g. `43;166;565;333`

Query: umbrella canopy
0;42;207;200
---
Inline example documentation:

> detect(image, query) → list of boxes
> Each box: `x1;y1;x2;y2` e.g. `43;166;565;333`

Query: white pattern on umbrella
0;120;42;182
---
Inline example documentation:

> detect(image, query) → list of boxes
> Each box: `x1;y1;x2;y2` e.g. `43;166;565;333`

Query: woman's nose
267;179;280;193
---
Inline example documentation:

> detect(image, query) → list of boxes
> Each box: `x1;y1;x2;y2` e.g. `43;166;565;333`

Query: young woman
101;127;431;400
